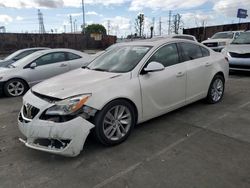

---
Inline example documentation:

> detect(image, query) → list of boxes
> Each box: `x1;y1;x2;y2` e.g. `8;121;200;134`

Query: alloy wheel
102;105;132;141
7;81;25;97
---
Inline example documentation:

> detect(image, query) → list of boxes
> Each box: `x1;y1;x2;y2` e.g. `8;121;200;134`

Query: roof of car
114;38;197;47
18;47;49;52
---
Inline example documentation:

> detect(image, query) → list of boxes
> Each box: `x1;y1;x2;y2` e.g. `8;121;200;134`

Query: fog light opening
34;138;71;149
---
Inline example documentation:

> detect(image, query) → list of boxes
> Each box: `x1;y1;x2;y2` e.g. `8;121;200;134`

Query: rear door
139;43;186;120
65;52;86;70
178;42;212;103
26;52;70;86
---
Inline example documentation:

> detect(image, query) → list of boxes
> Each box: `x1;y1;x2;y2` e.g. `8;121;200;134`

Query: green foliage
85;24;107;35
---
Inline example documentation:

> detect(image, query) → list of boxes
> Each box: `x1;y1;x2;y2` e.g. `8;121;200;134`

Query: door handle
176;72;185;77
205;62;212;67
60;63;67;67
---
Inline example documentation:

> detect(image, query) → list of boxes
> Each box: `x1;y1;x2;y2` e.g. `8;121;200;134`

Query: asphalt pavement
0;73;250;188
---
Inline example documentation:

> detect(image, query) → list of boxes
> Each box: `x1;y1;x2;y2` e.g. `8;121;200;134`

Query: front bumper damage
17;90;95;157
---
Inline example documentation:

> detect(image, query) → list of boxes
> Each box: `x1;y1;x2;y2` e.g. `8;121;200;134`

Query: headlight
221;49;231;57
45;94;91;116
218;42;226;46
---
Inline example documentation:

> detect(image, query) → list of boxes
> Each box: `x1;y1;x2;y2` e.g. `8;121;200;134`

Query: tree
172;14;183;34
135;13;144;37
85;24;107;35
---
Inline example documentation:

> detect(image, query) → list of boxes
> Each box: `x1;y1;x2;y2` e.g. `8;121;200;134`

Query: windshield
87;46;151;73
0;60;15;68
231;32;250;44
4;50;23;61
211;32;234;39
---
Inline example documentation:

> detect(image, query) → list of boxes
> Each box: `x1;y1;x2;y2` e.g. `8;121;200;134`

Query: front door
139;43;186;120
26;52;70;86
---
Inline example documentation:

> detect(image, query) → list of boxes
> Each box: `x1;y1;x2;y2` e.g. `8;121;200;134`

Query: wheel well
105;98;139;123
5;78;30;89
214;72;225;81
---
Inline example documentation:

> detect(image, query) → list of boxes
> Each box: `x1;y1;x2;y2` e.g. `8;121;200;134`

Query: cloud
0;14;13;24
35;0;64;8
16;16;24;21
181;12;215;28
102;16;132;36
213;0;250;17
0;0;128;8
86;11;103;17
129;0;209;11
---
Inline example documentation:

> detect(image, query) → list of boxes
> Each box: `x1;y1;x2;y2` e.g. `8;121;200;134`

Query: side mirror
30;62;37;69
143;61;164;73
207;38;210;40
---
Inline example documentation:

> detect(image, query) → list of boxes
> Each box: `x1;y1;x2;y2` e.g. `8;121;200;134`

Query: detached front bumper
17;90;95;157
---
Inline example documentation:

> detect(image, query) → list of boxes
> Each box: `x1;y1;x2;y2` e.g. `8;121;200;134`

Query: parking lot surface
0;73;250;188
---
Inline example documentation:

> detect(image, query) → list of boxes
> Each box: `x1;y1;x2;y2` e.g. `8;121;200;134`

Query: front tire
4;79;28;97
93;99;136;146
206;74;225;104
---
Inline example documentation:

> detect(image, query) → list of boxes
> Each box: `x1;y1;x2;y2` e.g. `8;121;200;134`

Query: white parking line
238;101;250;109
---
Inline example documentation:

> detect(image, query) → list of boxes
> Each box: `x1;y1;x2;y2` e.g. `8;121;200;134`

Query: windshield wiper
82;66;90;69
91;68;108;72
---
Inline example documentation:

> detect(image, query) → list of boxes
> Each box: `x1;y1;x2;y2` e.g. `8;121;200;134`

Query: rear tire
206;74;225;104
4;79;28;97
93;99;136;146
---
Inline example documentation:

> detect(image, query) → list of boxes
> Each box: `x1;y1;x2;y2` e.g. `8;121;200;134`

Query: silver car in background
222;31;250;71
0;47;49;67
0;48;94;97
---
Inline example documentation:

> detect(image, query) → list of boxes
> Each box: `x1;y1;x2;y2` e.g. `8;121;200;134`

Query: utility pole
64;25;66;33
74;19;77;33
152;17;155;37
168;10;172;35
107;20;111;35
70;15;73;33
82;0;86;34
159;17;162;36
38;9;45;33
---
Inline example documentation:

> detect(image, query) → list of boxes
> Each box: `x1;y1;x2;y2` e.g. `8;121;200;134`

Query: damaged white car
18;38;229;157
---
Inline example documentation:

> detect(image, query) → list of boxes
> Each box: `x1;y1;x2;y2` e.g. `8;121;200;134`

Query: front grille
229;64;250;69
22;103;40;120
203;42;218;47
229;52;250;58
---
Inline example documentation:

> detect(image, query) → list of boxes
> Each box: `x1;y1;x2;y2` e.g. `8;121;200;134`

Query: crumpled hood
224;44;250;54
32;68;125;99
202;38;232;44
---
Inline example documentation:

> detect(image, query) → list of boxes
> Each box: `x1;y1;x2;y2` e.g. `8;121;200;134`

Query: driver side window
148;43;179;67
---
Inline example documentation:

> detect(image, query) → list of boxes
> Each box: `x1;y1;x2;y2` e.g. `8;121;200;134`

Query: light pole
82;0;86;34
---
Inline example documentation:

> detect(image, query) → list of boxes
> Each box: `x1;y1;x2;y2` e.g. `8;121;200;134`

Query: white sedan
0;48;94;97
18;38;229;157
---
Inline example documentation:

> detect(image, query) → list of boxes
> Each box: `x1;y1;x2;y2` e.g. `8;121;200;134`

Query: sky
0;0;250;37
